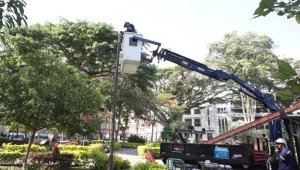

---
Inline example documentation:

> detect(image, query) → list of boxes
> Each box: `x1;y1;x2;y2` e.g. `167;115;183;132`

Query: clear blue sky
26;0;300;67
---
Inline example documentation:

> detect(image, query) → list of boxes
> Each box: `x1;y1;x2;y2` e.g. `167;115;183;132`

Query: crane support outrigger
119;32;300;169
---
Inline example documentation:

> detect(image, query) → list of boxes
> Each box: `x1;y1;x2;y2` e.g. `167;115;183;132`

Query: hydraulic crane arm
154;48;280;112
131;35;280;112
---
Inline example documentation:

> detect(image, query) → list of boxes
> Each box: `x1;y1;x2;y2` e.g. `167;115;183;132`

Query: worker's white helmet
276;138;287;146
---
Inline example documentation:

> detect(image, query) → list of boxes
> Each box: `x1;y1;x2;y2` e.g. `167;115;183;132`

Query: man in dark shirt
275;138;295;170
124;22;136;33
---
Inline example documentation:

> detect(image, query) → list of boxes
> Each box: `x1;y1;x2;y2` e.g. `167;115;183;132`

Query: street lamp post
108;33;121;170
108;31;142;169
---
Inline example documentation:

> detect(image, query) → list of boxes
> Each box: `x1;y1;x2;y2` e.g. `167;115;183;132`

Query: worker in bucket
275;138;295;170
124;22;136;33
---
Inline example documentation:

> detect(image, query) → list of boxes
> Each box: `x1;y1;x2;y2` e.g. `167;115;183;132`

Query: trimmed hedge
90;140;121;150
0;138;28;146
128;135;145;143
119;142;144;149
29;153;74;168
60;150;89;161
89;150;130;170
133;162;167;170
2;143;46;153
59;145;89;151
0;151;24;162
145;142;161;147
137;146;160;159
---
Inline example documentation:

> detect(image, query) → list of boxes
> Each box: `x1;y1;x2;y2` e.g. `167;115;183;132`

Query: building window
217;107;227;114
207;133;213;140
195;119;201;127
218;118;222;134
207;108;210;127
194;108;201;114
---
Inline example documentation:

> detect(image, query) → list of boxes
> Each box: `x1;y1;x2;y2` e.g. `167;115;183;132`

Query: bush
89;150;109;169
0;151;24;163
120;142;143;149
91;140;103;144
113;156;131;170
133;162;167;170
60;150;89;161
2;143;46;153
89;150;130;170
29;153;74;167
137;146;160;159
59;145;89;151
88;143;103;152
145;142;161;147
128;135;145;144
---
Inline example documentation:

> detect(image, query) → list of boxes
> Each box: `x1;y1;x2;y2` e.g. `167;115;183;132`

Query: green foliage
59;145;89;152
88;143;104;152
90;141;121;150
128;135;146;144
230;120;253;143
60;150;89;161
145;142;161;147
254;0;300;24
206;32;279;121
0;53;103;138
137;146;160;159
2;19;118;77
275;60;297;80
274;59;300;104
89;150;130;170
162;121;188;142
29;153;74;168
133;162;167;170
156;66;226;116
89;150;109;169
119;142;144;149
2;143;46;153
0;151;24;161
113;156;131;170
0;0;27;30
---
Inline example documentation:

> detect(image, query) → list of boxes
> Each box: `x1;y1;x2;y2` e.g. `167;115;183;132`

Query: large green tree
254;0;300;24
0;53;103;168
161;120;188;142
2;18;118;77
155;66;227;117
206;31;278;122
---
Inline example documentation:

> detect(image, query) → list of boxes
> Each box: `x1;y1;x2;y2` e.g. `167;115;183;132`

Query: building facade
182;103;269;142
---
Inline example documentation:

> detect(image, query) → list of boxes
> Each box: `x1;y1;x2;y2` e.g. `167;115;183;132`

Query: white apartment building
182;104;269;141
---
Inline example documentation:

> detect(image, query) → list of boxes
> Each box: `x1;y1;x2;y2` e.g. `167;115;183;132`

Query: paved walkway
115;148;164;168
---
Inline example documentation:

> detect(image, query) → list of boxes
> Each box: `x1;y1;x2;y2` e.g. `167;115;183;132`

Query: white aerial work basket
119;32;143;74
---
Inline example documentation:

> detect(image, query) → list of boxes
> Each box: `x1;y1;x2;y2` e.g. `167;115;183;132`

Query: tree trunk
135;119;140;135
151;123;155;142
241;93;247;122
246;96;250;122
23;131;36;169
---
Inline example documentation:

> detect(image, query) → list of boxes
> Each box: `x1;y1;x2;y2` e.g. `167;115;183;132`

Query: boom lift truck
119;32;300;169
